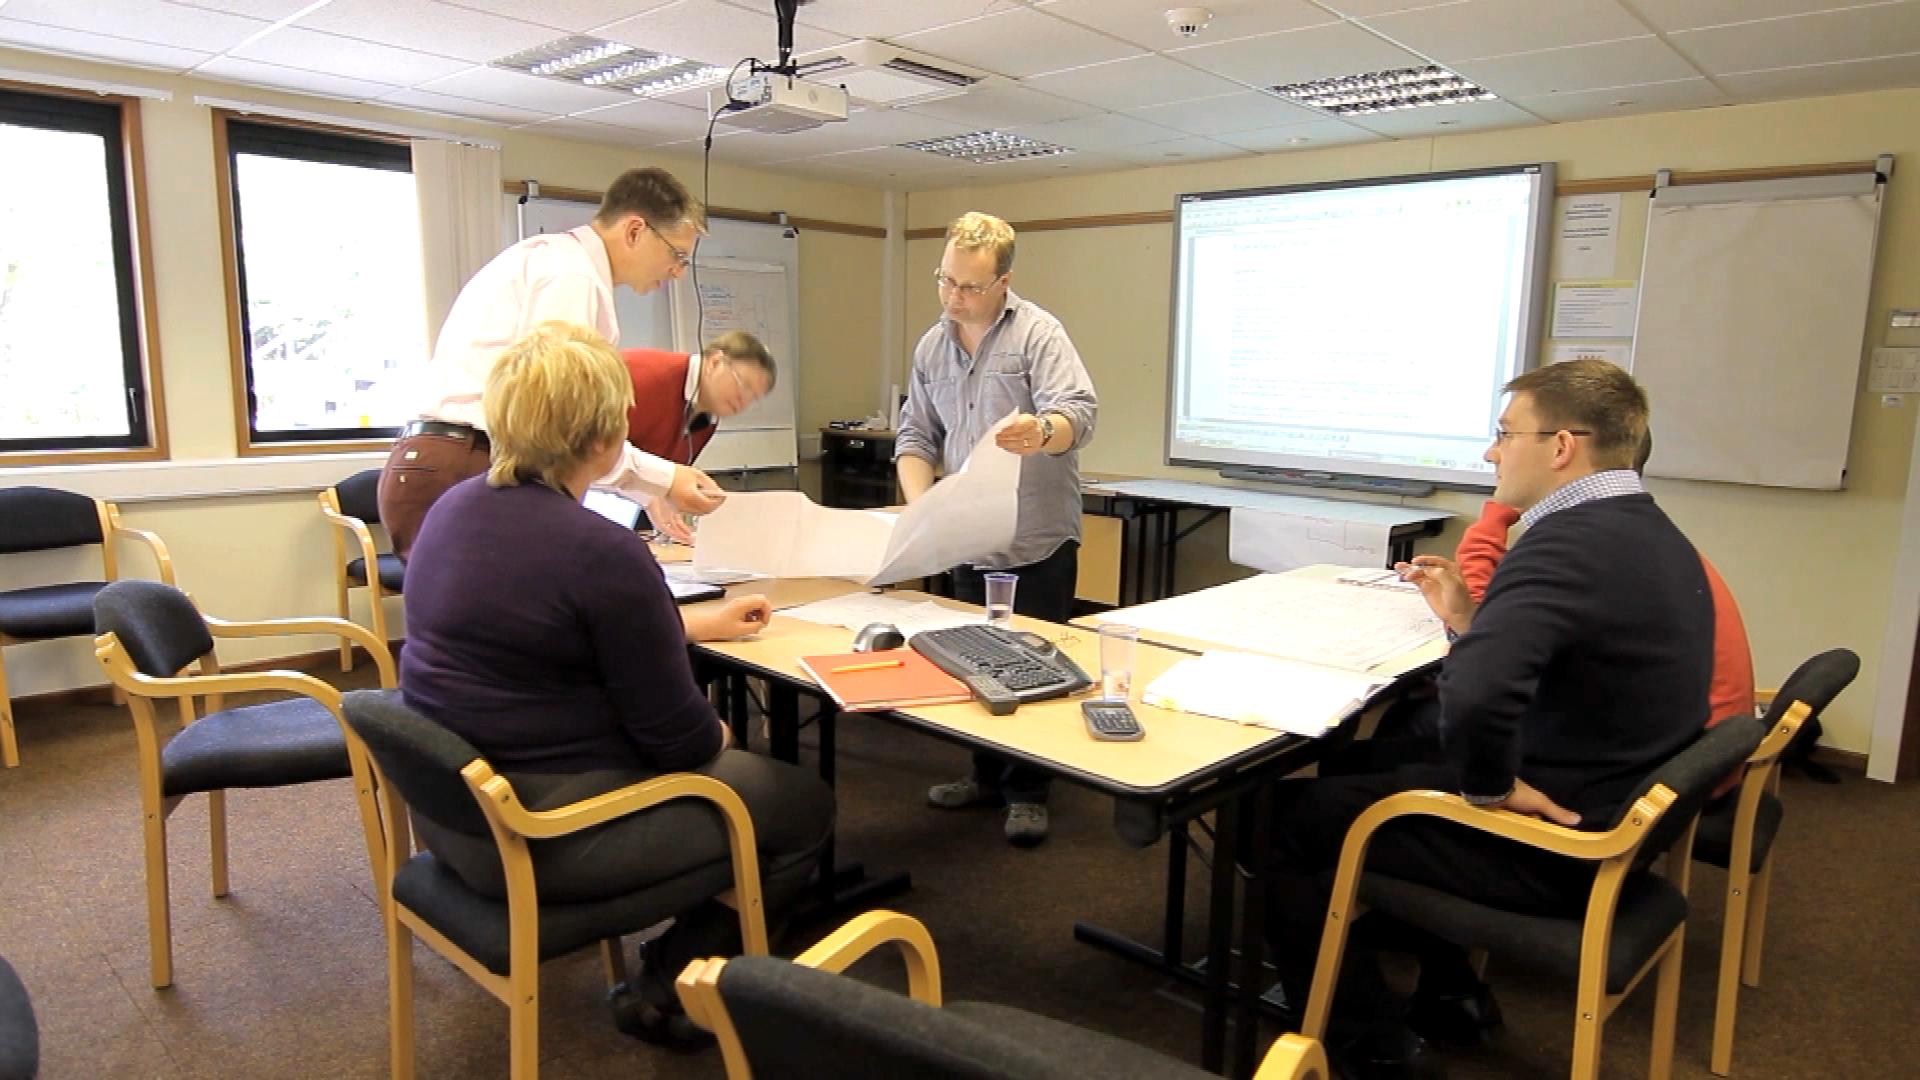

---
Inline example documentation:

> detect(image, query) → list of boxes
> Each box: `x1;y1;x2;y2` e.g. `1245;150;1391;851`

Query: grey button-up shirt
895;290;1098;569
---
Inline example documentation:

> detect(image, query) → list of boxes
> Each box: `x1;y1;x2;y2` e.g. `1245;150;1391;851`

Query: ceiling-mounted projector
717;72;849;134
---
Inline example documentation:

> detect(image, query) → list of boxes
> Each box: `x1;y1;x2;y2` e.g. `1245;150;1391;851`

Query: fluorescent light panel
1271;65;1496;116
900;130;1072;164
495;35;725;97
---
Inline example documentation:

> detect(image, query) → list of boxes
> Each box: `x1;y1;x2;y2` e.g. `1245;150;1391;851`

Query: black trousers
1264;759;1596;1022
947;540;1080;804
414;749;834;982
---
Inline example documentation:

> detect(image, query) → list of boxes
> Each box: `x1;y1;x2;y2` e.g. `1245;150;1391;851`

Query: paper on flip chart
780;593;984;637
693;420;1020;585
1143;651;1392;736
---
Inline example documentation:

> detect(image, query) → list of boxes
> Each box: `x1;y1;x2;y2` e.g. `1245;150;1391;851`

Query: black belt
402;420;489;451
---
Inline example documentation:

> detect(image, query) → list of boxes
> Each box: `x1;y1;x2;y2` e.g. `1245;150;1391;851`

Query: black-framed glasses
647;221;694;268
1491;427;1594;442
933;267;1003;297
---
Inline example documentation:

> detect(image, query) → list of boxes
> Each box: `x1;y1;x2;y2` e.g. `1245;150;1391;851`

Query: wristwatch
1039;414;1056;447
1463;783;1515;807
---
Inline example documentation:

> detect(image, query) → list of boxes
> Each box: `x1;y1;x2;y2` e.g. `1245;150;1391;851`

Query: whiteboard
1631;173;1883;489
501;198;800;472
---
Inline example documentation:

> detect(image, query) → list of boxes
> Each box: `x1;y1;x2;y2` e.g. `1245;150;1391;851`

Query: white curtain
411;139;502;347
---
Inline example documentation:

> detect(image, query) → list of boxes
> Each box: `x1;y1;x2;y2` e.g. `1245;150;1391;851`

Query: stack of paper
1143;652;1392;736
781;593;982;637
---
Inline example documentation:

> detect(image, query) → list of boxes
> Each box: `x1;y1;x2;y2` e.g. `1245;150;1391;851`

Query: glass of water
983;572;1017;629
1099;623;1139;701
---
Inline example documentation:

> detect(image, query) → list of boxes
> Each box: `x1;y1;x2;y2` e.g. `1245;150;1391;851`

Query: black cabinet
819;428;899;509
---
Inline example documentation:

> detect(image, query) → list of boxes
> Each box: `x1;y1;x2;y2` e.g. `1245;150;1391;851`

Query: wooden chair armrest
1747;701;1808;768
1345;787;1678;864
1253;1033;1331;1080
95;643;342;709
794;910;942;1006
1753;688;1777;711
109;523;178;585
317;503;383;565
204;615;396;687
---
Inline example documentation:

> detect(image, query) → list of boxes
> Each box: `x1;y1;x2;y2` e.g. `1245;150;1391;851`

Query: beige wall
0;47;887;703
902;88;1920;755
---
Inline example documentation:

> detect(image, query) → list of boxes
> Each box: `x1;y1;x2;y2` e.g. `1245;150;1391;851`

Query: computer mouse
851;622;907;653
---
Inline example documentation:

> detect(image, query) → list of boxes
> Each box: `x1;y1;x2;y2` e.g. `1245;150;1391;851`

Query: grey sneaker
1004;802;1049;846
927;777;999;809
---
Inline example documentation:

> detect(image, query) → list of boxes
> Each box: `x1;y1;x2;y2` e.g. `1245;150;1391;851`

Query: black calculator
1082;699;1144;741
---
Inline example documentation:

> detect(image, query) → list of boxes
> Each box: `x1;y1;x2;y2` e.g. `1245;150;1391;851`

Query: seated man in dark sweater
1263;359;1713;1078
401;321;833;1047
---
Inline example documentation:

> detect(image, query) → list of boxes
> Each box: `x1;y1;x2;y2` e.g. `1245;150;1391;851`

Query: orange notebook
796;647;974;712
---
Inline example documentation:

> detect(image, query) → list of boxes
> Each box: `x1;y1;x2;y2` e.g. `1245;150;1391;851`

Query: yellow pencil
830;658;906;674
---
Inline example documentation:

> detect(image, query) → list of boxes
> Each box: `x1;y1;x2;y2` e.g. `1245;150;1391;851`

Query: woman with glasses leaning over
398;321;835;1047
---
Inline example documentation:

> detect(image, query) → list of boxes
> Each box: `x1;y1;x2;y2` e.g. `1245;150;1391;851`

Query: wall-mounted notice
1551;280;1639;339
1549;342;1633;368
1554;193;1621;280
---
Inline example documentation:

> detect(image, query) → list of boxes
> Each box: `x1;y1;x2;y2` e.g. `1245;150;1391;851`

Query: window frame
0;81;167;464
213;111;421;455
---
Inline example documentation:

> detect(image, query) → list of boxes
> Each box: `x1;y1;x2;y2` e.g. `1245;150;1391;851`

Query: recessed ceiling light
1286;136;1311;145
1612;99;1636;107
495;34;725;98
1270;64;1496;116
900;130;1073;164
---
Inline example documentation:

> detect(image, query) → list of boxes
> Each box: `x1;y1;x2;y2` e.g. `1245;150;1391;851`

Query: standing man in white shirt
378;166;726;557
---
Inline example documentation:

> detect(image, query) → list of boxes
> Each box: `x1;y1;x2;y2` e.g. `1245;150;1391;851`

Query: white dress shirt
419;223;675;498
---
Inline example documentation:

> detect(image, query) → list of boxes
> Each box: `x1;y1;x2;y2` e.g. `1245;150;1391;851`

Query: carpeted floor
1;665;1913;1079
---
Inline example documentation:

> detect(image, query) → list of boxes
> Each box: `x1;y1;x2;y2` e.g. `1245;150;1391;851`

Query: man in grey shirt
896;211;1098;847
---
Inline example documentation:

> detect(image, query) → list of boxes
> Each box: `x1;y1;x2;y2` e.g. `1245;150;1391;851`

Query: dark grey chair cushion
160;697;352;797
334;469;383;525
1692;791;1783;875
340;689;492;838
1361;871;1689;995
0;582;105;640
718;956;1208;1080
92;581;215;678
0;955;38;1080
0;486;101;555
345;554;405;592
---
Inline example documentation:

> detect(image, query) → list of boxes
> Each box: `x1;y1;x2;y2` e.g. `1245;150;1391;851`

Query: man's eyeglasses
933;268;1003;297
1491;427;1594;443
647;222;694;268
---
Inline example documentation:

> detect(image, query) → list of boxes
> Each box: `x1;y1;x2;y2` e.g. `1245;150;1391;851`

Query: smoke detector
1165;7;1214;38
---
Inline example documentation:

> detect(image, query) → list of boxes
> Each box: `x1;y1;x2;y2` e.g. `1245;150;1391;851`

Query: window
0;86;153;455
218;117;428;446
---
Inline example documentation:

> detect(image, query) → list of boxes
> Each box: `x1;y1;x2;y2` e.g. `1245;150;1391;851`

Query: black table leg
1203;806;1238;1073
1231;788;1274;1079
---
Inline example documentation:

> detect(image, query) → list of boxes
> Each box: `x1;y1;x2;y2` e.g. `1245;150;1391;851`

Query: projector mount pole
770;0;800;76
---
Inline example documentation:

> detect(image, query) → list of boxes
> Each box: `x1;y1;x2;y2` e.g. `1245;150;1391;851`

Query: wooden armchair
0;485;174;767
678;910;1331;1080
337;688;768;1080
1300;712;1787;1080
318;469;403;673
90;579;395;989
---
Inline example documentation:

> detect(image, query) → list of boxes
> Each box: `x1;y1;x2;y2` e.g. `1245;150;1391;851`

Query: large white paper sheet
1143;651;1391;735
1228;508;1389;572
693;422;1020;585
781;593;983;637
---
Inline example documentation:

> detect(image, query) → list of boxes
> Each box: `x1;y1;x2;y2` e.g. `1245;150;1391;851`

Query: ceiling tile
443;1;682;34
1512;76;1728;122
1021;54;1247;111
783;0;1031;40
905;80;1101;128
1;0;268;53
172;0;326;17
894;6;1144;80
1627;0;1894;34
514;115;654;147
1668;4;1920;74
1004;110;1186;151
1034;0;1336;50
1342;96;1543;136
196;55;404;99
0;17;215;71
1212;119;1387;152
736;107;975;155
596;0;844;70
419;65;632;112
1128;90;1327;136
1103;135;1250;166
797;145;959;177
294;0;563;64
1173;20;1431;86
371;87;551;125
959;148;1130;182
568;96;715;137
1716;49;1920;100
1452;35;1702;99
230;27;474;84
1312;1;1466;15
1358;0;1653;64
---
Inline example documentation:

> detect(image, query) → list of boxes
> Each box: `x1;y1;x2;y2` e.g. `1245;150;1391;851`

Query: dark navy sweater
1438;493;1713;826
400;477;723;774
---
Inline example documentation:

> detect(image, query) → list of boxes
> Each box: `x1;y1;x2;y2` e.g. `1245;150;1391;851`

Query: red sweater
1457;500;1756;798
622;347;715;465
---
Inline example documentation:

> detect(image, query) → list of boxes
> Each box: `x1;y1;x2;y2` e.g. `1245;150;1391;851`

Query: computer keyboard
910;624;1093;705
